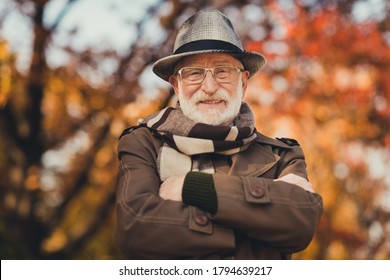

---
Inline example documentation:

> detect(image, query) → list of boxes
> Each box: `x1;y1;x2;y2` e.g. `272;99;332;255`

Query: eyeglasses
176;66;243;85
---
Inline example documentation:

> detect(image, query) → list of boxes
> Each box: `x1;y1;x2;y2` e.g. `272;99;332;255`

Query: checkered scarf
139;102;257;181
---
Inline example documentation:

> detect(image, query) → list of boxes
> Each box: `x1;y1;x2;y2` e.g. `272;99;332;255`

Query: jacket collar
254;132;292;149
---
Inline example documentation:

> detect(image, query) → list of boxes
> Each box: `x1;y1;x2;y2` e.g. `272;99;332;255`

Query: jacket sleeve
211;145;323;254
115;128;234;259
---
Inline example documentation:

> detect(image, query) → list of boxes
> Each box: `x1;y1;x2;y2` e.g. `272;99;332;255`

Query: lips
198;100;226;105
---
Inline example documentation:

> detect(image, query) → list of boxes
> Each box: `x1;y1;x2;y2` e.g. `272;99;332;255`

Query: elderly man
115;9;323;259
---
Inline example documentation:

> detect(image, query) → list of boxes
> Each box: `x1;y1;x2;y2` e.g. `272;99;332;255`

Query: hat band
174;40;243;55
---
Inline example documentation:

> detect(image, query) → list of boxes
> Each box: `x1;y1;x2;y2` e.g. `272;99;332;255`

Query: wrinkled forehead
175;53;244;70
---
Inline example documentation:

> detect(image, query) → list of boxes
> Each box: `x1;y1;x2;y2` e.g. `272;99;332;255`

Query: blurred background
0;0;389;260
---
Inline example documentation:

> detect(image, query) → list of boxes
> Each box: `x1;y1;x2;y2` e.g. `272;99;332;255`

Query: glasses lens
181;68;205;83
214;66;237;82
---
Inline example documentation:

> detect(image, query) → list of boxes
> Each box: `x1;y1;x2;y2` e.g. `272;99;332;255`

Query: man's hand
159;176;185;201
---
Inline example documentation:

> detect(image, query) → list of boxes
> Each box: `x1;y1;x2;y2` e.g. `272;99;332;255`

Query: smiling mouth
198;100;226;105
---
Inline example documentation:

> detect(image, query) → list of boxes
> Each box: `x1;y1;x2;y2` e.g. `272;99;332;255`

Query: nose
201;70;219;94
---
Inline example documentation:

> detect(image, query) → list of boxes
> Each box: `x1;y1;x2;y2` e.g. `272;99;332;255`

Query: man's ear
241;71;250;98
169;75;179;95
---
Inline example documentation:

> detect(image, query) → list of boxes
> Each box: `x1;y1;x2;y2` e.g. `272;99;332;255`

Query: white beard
178;78;244;126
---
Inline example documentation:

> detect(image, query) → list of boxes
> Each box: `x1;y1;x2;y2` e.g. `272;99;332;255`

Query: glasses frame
176;66;243;85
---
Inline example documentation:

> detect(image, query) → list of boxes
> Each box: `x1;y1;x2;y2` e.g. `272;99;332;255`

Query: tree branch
48;112;112;227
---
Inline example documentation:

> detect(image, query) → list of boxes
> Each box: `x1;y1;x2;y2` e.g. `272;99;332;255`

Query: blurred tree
0;0;389;260
244;1;390;259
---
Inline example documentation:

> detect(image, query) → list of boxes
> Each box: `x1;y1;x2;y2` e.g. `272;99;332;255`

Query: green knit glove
182;171;218;215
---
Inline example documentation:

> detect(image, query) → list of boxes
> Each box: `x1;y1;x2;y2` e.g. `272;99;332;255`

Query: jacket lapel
229;144;280;177
215;132;290;177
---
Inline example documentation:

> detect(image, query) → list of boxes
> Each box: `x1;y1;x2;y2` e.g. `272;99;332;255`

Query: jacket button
251;187;265;198
195;214;209;226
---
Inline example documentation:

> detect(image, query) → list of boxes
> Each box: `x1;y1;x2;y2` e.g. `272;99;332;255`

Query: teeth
202;100;222;104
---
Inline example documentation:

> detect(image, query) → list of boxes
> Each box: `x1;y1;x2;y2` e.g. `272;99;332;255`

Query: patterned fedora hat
152;9;266;81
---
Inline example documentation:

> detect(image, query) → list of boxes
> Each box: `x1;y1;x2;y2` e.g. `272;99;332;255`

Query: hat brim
152;50;266;82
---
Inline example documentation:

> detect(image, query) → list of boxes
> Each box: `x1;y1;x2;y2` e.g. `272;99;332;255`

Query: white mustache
190;89;229;103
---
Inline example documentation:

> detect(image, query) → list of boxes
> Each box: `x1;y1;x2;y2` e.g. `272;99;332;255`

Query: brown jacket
115;126;323;259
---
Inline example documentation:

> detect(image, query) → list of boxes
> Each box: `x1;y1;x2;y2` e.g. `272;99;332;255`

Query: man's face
169;53;250;126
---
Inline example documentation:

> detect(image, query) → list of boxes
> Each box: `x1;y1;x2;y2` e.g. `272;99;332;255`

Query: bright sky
0;0;167;74
44;0;166;53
